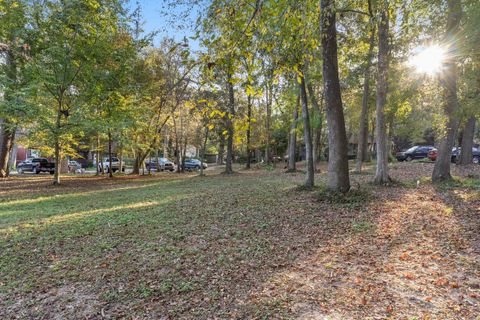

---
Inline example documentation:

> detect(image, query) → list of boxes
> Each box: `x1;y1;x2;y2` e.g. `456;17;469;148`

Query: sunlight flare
408;45;446;75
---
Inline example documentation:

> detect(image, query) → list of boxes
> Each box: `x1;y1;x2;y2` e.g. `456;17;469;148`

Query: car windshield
159;158;169;163
405;146;417;153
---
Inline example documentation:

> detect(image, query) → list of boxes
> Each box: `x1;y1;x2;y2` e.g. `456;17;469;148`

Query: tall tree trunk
217;134;225;165
119;149;124;174
458;116;476;165
181;135;187;173
118;132;124;174
96;134;101;175
374;6;391;184
369;119;375;161
200;127;209;176
0;123;15;178
225;71;235;174
0;46;16;178
432;0;462;181
132;156;141;175
53;109;61;185
320;0;350;193
246;94;252;169
299;75;314;188
175;141;181;173
265;81;271;164
172;115;181;173
307;83;323;172
356;20;376;173
287;95;299;172
108;130;113;178
132;151;150;175
163;126;169;158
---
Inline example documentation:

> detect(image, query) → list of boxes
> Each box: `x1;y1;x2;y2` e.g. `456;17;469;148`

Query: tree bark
0;123;15;178
265;80;271;164
225;70;235;174
108;130;113;178
320;0;350;193
458;116;476;165
53;109;61;185
217;134;225;165
246;94;252;169
96;134;102;175
299;75;314;188
181;135;188;173
200;127;209;176
356;20;376;173
132;156;141;175
0;45;16;178
172;115;181;173
374;6;391;184
132;151;149;175
307;82;323;172
432;0;462;181
163;126;169;158
119;149;124;173
287;95;299;172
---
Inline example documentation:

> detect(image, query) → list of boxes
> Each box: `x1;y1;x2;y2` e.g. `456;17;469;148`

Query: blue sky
125;0;202;50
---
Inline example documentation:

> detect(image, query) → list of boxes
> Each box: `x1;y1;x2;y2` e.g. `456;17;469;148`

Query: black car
452;147;480;164
17;158;55;174
396;146;435;162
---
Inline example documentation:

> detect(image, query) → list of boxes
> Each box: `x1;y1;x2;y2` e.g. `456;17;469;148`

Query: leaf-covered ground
0;162;479;319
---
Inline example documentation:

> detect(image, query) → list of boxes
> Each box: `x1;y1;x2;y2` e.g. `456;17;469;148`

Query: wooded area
1;0;479;318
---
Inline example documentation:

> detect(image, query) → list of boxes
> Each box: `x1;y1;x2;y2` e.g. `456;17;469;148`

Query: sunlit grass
1;164;478;319
0;200;163;237
0;181;166;209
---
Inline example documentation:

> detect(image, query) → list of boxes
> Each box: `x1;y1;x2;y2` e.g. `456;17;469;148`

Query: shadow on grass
245;180;480;318
2;170;479;319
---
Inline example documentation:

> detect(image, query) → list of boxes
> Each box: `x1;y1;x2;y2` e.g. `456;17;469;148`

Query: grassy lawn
1;163;479;319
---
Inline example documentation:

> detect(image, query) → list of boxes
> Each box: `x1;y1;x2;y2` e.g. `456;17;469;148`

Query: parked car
396;146;435;161
98;157;124;173
452;147;480;164
182;158;207;171
428;147;480;164
68;160;84;173
17;158;55;174
145;158;175;172
159;158;175;171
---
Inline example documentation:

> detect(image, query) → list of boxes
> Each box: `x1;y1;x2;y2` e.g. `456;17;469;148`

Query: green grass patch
317;186;371;209
434;176;480;190
351;219;374;233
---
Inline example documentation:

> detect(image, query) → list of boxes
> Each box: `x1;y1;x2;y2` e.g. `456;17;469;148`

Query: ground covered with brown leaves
1;162;479;319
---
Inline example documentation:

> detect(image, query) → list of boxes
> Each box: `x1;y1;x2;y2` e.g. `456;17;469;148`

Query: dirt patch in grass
1;162;479;319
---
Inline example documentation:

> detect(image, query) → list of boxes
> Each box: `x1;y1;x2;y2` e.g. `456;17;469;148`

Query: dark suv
396;146;435;162
182;159;207;171
145;158;175;172
17;158;55;174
